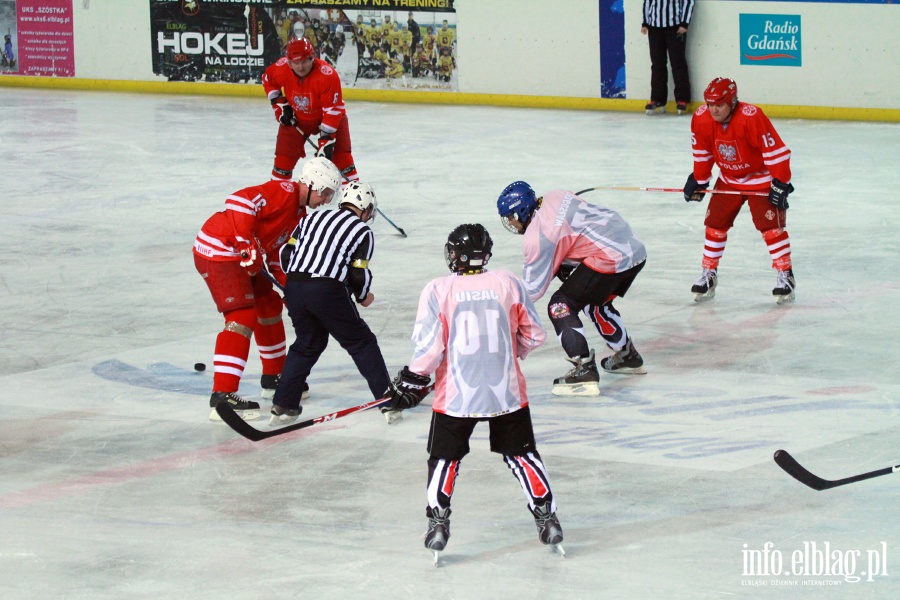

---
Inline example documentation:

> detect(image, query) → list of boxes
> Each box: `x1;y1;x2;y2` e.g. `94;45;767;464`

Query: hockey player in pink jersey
381;224;564;563
497;181;648;396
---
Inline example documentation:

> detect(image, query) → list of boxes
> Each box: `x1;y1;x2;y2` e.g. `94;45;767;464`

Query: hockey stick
216;396;391;441
773;449;900;491
260;268;284;292
575;185;768;197
297;128;407;237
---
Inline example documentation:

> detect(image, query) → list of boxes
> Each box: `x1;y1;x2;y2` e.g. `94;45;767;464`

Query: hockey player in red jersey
382;224;563;563
262;37;358;184
193;157;342;421
684;77;797;304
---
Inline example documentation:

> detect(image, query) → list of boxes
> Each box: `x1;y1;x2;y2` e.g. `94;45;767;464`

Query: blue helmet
497;181;538;233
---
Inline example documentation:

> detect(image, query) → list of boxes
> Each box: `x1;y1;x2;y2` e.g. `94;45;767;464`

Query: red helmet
703;77;738;108
286;37;315;61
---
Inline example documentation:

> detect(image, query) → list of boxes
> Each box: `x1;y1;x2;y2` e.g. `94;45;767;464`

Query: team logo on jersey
549;303;571;319
765;209;776;221
319;64;334;76
697;104;709;115
279;181;295;193
716;140;743;163
293;94;311;113
742;105;758;117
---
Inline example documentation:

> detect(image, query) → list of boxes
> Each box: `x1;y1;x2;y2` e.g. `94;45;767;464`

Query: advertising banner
740;14;802;67
150;0;457;91
1;0;75;77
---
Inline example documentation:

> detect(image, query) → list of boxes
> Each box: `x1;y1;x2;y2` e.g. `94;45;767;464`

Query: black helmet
445;224;493;274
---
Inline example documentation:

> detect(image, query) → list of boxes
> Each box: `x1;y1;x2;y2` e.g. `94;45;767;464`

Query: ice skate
645;101;666;115
601;339;647;375
691;268;718;302
676;102;688;115
382;408;404;425
209;391;260;422
269;403;301;426
424;507;451;566
531;503;565;557
551;350;600;396
260;375;309;401
773;269;796;305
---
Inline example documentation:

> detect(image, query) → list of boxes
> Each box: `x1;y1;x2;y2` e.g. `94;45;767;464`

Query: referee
270;181;392;424
641;0;695;114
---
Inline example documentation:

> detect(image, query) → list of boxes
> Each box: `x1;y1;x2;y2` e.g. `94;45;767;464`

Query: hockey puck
194;362;206;372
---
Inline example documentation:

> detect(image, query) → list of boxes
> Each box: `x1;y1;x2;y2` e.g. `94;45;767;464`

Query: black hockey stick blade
773;449;900;491
216;396;390;442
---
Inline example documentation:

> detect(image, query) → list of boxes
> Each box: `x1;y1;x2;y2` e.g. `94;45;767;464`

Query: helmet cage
497;181;538;234
298;157;342;202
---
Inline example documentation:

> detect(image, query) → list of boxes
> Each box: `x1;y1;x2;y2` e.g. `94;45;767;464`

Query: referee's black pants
647;26;691;105
273;277;391;410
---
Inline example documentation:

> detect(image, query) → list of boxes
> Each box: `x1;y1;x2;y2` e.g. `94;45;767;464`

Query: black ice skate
677;102;688;115
773;269;796;305
645;101;666;115
531;503;565;556
269;403;301;426
552;350;600;396
691;268;718;302
260;375;309;400
600;339;647;375
209;391;260;422
424;507;451;565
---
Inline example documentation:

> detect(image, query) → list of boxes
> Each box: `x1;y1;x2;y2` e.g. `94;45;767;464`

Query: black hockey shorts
558;260;646;307
427;407;537;460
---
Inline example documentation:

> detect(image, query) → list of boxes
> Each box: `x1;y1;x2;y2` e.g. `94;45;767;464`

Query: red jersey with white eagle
262;57;345;136
690;102;791;190
193;180;306;262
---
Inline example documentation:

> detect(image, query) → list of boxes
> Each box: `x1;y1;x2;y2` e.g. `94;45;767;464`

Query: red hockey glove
316;132;335;160
236;242;263;276
271;96;296;127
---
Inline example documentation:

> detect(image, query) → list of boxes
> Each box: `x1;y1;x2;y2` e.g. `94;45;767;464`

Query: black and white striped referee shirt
280;207;375;301
642;0;695;29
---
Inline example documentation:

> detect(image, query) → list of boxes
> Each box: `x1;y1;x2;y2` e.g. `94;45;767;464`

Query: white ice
1;88;898;599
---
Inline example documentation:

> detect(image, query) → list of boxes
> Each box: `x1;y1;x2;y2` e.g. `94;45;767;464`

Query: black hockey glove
271;97;296;127
316;132;335;160
768;178;794;210
384;367;431;412
683;173;709;202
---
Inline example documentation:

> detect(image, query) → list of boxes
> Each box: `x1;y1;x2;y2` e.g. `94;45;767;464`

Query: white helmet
298;157;342;199
340;181;377;219
292;22;305;37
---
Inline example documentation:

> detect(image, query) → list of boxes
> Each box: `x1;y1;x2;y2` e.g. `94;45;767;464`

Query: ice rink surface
1;87;898;599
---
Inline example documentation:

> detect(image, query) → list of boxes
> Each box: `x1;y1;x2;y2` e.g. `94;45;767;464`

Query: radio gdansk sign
740;14;802;67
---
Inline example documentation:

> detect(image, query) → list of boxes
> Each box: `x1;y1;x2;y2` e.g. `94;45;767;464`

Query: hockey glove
316;132;335;160
271;96;296;127
384;367;431;412
236;242;263;276
683;173;709;202
768;178;794;210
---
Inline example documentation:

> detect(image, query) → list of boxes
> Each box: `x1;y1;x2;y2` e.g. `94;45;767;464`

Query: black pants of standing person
647;26;691;105
273;276;391;410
